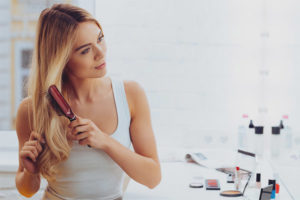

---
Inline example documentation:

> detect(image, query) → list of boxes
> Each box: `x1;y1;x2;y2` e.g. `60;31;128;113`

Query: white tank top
43;77;131;200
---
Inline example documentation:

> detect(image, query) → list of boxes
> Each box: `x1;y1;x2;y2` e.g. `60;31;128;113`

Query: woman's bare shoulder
123;80;147;117
123;80;145;97
17;97;33;118
16;97;33;139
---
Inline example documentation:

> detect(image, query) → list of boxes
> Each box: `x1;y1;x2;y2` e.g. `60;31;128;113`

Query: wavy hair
27;3;102;181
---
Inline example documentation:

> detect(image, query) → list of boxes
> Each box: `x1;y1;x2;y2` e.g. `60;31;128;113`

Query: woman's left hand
67;116;109;150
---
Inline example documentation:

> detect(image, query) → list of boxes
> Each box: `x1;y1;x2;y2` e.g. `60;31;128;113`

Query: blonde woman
15;3;161;200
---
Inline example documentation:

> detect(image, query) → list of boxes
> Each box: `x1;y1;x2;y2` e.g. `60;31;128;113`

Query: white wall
96;0;300;150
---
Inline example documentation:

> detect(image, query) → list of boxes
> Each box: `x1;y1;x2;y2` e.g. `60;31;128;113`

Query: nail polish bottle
256;173;261;189
269;179;276;199
276;183;280;194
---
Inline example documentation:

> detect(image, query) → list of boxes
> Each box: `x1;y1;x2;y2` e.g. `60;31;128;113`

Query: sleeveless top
42;77;131;200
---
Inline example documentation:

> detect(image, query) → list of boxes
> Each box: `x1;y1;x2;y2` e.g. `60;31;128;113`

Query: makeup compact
220;190;243;197
220;172;252;197
189;182;203;188
205;179;220;190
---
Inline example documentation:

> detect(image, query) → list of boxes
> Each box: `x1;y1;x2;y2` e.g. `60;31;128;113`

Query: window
14;42;33;116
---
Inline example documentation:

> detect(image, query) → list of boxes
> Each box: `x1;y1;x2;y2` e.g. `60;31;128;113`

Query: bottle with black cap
254;126;264;158
248;120;255;152
268;179;276;199
249;120;255;129
256;173;261;189
271;126;281;158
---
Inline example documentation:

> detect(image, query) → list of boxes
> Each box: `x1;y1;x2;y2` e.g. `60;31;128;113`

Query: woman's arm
15;98;41;197
104;80;161;188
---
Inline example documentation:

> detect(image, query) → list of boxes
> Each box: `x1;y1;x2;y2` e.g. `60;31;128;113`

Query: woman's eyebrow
75;43;91;51
75;32;103;52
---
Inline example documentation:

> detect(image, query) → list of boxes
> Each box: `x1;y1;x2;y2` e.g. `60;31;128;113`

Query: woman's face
65;21;107;79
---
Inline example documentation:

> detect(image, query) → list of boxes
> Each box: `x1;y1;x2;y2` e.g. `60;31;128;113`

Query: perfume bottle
271;126;281;158
254;126;264;158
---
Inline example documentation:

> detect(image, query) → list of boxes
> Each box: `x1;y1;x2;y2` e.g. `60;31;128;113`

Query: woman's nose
94;44;105;60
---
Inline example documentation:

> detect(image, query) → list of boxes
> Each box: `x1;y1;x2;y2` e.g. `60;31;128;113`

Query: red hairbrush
48;85;76;121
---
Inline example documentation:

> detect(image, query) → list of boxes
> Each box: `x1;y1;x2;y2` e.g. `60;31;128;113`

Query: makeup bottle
248;120;255;152
271;127;281;158
234;167;241;190
254;126;264;158
256;173;261;189
238;114;249;149
281;115;293;149
276;183;280;194
249;120;255;129
269;179;276;199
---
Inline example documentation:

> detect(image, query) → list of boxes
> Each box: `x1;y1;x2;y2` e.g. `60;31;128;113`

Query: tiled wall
0;0;11;129
2;0;300;151
97;0;300;150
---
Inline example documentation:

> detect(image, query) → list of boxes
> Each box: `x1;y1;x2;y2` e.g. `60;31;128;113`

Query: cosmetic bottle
256;173;261;189
234;167;241;191
276;183;280;194
249;120;255;129
254;126;264;158
268;179;276;199
248;120;255;152
238;114;249;149
281;115;293;149
271;127;281;158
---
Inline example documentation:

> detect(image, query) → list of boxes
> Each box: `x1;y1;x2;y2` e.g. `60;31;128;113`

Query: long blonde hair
27;3;102;181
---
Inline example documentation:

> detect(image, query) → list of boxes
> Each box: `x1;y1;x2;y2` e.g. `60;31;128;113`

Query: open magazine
185;148;255;175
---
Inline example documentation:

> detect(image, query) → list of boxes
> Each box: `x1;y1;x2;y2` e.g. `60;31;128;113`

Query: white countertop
123;161;289;200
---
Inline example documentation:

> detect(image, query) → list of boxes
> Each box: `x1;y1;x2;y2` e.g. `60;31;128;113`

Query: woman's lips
95;62;106;70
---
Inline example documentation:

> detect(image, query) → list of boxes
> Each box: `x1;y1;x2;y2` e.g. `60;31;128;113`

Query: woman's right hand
19;132;46;175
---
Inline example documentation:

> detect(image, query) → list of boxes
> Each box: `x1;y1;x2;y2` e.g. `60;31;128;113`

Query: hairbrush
47;85;91;148
48;85;76;121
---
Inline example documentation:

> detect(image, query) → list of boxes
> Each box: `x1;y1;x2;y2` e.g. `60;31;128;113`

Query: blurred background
1;0;300;151
1;0;300;199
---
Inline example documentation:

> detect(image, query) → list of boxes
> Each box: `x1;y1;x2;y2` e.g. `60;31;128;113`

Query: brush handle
77;131;91;148
70;117;76;122
70;117;91;148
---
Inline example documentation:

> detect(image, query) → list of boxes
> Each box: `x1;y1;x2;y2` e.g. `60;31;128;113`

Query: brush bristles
46;92;64;116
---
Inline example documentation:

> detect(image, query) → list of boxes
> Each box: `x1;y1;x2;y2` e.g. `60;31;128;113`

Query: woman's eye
81;48;90;55
97;35;104;43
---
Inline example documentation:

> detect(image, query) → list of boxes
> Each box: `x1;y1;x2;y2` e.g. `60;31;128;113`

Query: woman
15;3;161;200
